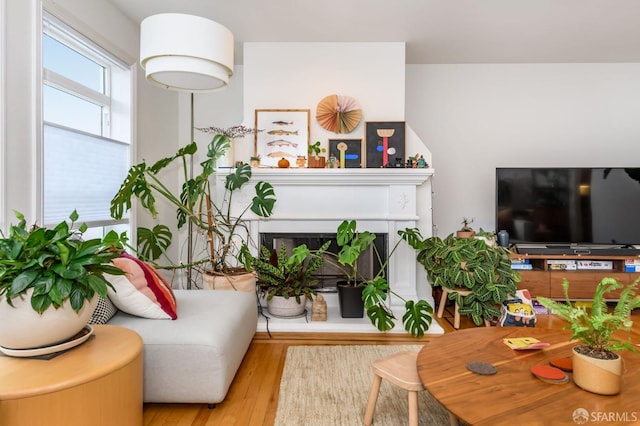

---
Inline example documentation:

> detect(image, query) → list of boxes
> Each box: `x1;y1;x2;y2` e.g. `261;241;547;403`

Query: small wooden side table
0;324;143;426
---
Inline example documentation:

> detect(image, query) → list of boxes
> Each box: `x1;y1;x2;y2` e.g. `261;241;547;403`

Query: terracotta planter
0;290;97;350
267;295;306;317
202;270;256;292
456;230;475;238
572;346;622;395
308;156;326;168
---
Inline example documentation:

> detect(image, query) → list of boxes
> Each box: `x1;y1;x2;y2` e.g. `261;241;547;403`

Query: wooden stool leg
453;300;461;329
364;374;382;426
408;390;419;426
436;288;449;319
449;412;460;426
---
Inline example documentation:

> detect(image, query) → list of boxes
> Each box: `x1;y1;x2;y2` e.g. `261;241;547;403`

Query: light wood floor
142;302;638;426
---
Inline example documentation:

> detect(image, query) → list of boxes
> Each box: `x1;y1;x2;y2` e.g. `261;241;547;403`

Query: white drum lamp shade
140;13;234;92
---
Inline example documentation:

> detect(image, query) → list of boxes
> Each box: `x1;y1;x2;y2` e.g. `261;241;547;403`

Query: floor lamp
139;13;234;289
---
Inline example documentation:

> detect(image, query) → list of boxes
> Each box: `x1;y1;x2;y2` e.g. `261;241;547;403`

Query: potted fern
536;278;640;395
248;242;330;317
110;126;276;290
405;231;520;326
0;210;124;350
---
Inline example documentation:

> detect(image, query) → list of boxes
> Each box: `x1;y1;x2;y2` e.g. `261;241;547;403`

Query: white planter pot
572;346;622;395
267;295;306;317
0;290;97;350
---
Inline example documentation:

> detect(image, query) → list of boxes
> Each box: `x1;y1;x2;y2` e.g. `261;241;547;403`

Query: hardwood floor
142;303;639;426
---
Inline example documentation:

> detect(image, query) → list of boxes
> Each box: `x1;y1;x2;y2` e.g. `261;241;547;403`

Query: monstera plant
110;126;276;289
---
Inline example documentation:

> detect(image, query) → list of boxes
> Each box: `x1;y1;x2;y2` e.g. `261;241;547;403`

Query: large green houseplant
0;210;124;349
537;278;640;395
405;231;520;326
110;126;276;289
323;220;434;337
248;241;330;316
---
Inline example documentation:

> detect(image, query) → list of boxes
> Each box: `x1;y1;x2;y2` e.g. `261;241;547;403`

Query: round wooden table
417;327;640;426
0;325;143;426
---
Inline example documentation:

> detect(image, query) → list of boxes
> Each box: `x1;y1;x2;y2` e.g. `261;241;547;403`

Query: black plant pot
337;282;365;318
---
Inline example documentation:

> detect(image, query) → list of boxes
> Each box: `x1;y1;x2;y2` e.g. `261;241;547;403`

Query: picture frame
329;139;363;168
364;121;406;168
255;109;310;167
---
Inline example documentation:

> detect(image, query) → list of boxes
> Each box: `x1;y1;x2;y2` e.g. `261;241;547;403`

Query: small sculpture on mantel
311;294;327;321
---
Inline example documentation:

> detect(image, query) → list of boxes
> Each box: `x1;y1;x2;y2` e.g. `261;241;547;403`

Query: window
42;13;132;238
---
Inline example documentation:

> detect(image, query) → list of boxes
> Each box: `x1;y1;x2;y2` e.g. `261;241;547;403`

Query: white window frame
41;11;132;231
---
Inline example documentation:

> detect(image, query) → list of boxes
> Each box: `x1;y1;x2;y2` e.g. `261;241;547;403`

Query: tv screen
496;168;640;246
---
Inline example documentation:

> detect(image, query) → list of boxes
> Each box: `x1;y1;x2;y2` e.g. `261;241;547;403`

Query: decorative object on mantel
315;94;363;134
250;155;261;167
278;157;291;168
307;141;327;168
296;156;306;168
255;109;310;167
329;139;363;168
311;294;327;321
365;121;406;168
0;210;125;352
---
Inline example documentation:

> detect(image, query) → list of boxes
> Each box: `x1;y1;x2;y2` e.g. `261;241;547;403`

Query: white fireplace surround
215;168;443;334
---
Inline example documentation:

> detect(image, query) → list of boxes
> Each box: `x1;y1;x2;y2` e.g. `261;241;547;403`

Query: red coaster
531;365;566;381
549;357;573;372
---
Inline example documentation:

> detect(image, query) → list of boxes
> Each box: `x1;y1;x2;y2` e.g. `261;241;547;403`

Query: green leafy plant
323;220;434;337
308;141;326;159
332;220;377;287
537;278;640;355
405;231;520;326
0;211;125;313
249;241;331;303
110;128;276;279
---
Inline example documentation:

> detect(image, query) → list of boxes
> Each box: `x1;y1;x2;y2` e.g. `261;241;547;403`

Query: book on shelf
625;259;640;272
576;260;613;270
510;258;530;264
511;263;533;270
547;259;577;270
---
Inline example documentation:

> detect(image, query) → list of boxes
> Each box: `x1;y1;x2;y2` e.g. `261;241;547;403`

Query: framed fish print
329;138;363;168
254;109;310;167
365;121;406;168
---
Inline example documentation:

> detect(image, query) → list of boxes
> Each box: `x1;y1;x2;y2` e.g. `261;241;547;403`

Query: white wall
406;63;640;237
239;42;407;162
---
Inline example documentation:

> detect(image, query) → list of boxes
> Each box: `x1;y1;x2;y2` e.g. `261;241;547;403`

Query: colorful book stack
511;258;532;270
625;259;640;272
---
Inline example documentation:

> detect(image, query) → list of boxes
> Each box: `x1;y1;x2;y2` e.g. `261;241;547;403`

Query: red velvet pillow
106;253;178;320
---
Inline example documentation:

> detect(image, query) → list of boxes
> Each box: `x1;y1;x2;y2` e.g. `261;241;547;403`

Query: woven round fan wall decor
315;94;362;134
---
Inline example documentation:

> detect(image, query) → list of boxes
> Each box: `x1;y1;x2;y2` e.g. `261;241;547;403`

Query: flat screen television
496;167;640;254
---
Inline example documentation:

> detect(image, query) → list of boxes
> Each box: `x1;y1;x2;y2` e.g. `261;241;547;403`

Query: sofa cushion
108;289;257;404
88;296;118;324
106;253;177;320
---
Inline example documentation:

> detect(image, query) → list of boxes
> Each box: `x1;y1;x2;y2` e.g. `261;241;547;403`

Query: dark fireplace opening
259;232;388;292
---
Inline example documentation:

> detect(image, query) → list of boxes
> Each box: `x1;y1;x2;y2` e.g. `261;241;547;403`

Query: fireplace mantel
246;167;434;186
214;167;442;334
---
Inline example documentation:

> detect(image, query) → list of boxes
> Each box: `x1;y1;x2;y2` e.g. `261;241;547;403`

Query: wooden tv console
509;253;640;300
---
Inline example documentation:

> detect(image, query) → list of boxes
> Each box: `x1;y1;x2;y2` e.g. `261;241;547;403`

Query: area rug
274;345;453;426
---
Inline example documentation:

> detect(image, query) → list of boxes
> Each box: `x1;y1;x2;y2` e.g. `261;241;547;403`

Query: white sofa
108;289;257;405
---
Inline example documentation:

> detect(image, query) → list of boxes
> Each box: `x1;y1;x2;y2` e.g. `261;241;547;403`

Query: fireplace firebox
260;232;388;292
